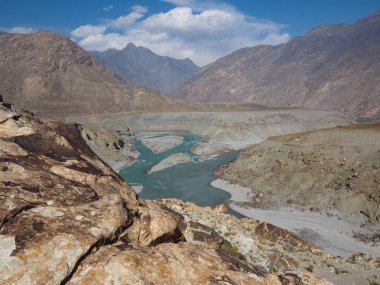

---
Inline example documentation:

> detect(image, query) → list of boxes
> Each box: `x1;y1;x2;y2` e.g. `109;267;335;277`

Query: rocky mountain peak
91;43;199;94
120;42;153;57
125;42;137;49
1;30;95;72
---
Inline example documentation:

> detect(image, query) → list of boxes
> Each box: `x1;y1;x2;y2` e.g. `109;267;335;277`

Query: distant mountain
176;11;380;122
90;43;199;94
0;31;175;117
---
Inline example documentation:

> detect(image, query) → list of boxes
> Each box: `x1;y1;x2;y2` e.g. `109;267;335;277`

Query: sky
1;0;380;66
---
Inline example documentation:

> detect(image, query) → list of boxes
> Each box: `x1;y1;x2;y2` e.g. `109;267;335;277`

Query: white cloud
8;26;34;34
161;0;234;13
71;25;107;38
105;6;148;28
103;5;114;12
78;33;129;50
71;3;289;66
131;5;148;14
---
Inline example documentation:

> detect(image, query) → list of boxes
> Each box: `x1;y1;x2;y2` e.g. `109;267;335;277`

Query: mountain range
1;11;379;121
0;31;175;117
176;11;380;122
90;44;199;94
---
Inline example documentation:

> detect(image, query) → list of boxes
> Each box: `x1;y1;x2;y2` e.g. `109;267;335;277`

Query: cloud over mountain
71;1;289;66
7;26;34;34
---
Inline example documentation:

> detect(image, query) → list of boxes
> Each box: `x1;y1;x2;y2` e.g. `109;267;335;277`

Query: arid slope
217;124;380;223
0;31;174;117
176;11;380;122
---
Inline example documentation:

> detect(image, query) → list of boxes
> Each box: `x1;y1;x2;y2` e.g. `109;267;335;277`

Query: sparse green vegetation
222;245;246;261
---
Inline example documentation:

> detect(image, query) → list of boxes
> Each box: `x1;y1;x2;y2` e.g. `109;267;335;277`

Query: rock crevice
0;204;35;231
60;204;134;285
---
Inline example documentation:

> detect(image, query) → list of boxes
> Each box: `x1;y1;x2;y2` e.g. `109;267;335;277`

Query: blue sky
1;0;379;65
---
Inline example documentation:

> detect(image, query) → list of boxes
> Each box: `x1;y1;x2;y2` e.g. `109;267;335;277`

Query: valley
68;108;380;261
1;5;380;284
69;108;351;158
6;95;379;285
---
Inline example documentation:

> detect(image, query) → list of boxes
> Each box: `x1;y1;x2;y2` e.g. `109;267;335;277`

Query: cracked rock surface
0;97;335;284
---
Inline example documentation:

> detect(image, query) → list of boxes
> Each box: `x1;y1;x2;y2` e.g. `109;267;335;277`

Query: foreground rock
159;199;380;285
148;153;191;174
0;97;335;284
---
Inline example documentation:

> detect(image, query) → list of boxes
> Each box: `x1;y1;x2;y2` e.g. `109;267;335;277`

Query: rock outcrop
77;124;139;171
0;96;340;284
158;199;380;285
176;11;380;122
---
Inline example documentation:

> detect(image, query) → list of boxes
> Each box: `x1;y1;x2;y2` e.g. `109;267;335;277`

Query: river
119;132;243;216
119;132;380;258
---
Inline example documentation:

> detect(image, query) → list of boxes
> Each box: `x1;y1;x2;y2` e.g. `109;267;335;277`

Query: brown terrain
216;124;380;225
176;11;380;122
0;31;176;117
1;94;379;284
0;30;268;119
1;10;379;285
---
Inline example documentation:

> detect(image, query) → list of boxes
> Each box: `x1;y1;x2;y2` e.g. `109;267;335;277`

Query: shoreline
148;153;192;174
210;178;253;202
111;156;139;173
130;184;143;194
140;135;184;154
211;178;380;258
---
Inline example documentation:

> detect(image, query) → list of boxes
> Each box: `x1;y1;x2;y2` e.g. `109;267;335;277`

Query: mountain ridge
90;44;199;94
175;11;380;122
0;30;176;117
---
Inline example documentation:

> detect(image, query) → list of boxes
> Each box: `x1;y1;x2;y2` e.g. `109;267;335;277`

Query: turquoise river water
120;133;380;257
119;132;243;216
